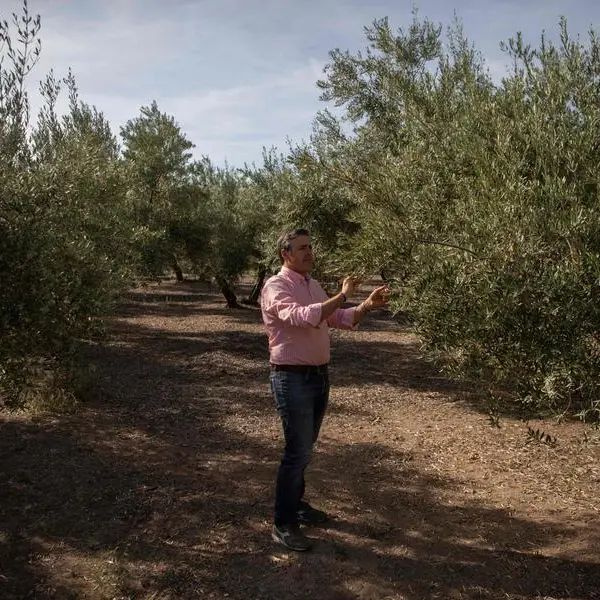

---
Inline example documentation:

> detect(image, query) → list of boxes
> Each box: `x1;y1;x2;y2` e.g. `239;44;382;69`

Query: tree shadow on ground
307;441;600;600
3;413;597;600
115;294;262;326
116;286;582;423
110;286;548;426
100;309;469;398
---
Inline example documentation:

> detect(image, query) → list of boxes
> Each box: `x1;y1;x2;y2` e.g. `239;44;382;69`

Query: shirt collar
280;266;311;283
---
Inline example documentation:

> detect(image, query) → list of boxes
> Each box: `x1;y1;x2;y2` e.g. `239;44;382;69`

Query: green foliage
188;158;269;304
113;104;276;306
256;137;361;294
1;1;131;408
0;0;40;163
290;12;600;418
120;101;210;280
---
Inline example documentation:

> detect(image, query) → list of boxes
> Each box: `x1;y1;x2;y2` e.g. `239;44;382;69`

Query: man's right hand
341;276;357;298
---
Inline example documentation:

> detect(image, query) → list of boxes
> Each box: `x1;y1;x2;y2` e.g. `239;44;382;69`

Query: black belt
270;363;329;374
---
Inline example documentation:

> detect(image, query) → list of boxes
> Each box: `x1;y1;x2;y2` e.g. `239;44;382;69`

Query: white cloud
159;60;327;163
6;0;600;167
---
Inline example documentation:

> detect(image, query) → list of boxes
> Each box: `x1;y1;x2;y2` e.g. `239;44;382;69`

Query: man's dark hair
276;228;310;264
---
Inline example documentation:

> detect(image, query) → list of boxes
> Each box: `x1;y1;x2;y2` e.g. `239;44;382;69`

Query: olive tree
297;13;600;418
1;1;131;408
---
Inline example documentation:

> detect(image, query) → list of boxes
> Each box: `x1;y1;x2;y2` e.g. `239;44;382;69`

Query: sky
3;0;600;167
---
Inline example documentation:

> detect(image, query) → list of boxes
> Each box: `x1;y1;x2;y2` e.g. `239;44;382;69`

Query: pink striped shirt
260;266;357;366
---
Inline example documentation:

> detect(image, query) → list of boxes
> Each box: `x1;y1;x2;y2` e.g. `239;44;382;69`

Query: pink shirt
260;266;357;366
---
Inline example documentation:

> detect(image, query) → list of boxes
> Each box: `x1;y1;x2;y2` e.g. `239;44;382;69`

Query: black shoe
297;502;328;525
272;523;313;552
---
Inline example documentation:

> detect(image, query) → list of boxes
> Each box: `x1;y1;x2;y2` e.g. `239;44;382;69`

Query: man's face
282;234;313;274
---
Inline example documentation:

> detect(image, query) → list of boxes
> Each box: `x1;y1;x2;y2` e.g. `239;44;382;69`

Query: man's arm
327;282;390;328
351;301;371;326
320;292;348;322
327;299;370;329
262;280;347;328
322;277;357;326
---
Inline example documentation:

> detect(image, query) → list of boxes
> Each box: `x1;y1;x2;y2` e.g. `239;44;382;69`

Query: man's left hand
364;285;391;311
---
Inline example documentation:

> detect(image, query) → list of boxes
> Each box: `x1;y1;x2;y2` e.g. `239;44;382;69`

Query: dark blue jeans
270;367;330;526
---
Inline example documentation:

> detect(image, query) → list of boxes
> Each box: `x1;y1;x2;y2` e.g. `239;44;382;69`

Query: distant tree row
2;1;600;421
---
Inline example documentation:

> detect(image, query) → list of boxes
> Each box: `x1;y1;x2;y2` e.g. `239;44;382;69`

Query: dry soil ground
1;279;599;600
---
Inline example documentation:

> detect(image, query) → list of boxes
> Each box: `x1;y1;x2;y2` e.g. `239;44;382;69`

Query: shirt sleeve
326;306;358;330
261;278;322;328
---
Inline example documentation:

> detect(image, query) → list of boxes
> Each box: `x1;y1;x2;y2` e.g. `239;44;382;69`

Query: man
260;228;390;551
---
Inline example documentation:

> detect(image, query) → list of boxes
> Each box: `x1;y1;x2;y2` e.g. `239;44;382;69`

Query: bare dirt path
1;280;599;600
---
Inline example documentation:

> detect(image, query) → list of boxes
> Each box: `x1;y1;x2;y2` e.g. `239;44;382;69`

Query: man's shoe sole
271;531;312;552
